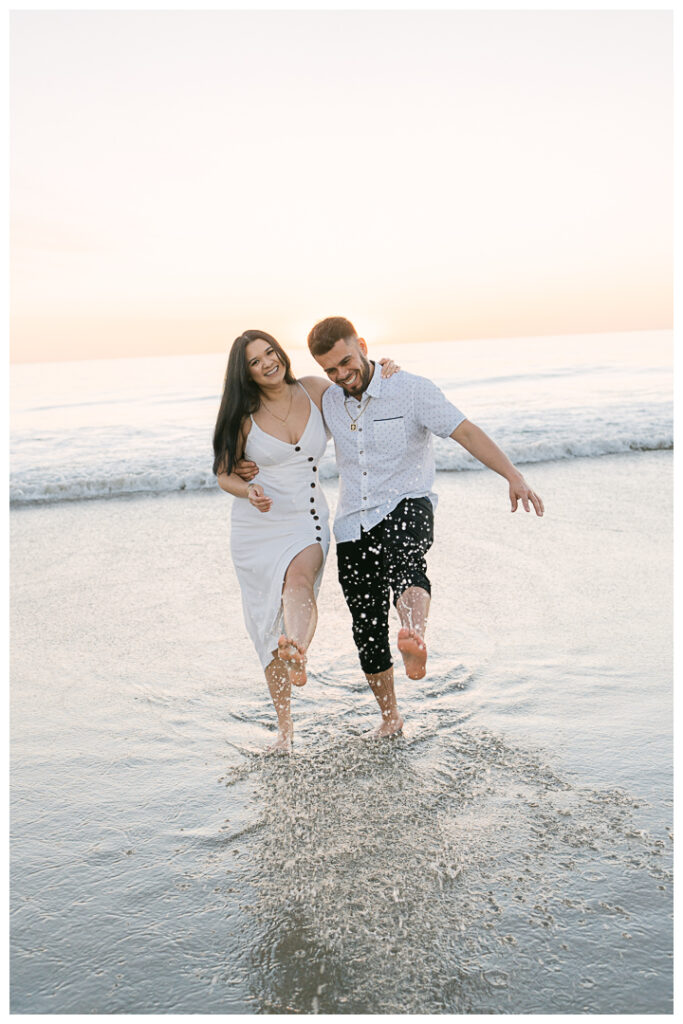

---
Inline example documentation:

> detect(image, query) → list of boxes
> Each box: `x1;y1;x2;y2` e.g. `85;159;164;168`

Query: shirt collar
365;360;382;398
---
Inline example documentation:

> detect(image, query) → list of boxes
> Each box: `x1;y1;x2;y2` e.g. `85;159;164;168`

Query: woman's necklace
344;394;371;431
260;385;293;423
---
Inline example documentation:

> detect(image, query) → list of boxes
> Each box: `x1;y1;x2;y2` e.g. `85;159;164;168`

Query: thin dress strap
296;380;313;408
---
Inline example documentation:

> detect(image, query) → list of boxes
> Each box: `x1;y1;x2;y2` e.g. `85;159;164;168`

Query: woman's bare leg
278;543;324;686
264;656;293;753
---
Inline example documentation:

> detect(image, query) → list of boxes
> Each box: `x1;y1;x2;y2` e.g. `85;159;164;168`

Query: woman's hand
247;482;272;513
379;357;401;378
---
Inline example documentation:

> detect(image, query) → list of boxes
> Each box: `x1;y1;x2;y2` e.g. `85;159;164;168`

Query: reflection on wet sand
11;455;672;1013
219;728;671;1014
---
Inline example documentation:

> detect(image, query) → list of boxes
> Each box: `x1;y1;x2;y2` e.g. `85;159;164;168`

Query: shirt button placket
358;400;368;528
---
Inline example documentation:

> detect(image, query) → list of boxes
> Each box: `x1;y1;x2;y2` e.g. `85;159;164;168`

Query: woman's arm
216;421;273;512
217;469;252;498
217;468;272;512
217;418;249;492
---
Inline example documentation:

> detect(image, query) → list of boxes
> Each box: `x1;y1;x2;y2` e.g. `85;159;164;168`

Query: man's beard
344;356;373;398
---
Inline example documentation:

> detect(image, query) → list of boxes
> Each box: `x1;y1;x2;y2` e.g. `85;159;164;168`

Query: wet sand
10;452;672;1013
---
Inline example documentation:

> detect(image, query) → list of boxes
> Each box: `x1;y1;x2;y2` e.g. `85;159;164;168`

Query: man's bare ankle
371;713;404;738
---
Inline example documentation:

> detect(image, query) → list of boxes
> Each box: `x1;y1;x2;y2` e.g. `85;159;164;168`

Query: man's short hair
307;316;357;356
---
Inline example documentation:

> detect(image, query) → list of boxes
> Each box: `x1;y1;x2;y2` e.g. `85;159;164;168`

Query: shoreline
9;446;673;511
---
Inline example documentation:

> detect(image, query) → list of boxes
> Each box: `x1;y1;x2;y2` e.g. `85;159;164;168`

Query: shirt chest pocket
372;415;407;457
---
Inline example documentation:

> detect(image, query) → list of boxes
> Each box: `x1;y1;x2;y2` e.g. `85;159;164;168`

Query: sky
10;9;673;362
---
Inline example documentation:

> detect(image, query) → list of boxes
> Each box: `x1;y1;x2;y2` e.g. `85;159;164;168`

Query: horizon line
9;325;672;368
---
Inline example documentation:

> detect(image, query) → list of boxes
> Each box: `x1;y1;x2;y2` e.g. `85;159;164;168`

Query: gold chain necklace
260;385;293;423
344;394;371;431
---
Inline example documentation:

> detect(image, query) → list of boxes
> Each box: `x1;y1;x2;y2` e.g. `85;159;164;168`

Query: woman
213;330;398;753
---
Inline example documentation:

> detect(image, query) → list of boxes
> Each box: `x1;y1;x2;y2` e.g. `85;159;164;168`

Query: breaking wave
10;426;672;506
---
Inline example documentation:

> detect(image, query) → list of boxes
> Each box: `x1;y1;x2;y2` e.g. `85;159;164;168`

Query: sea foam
10;332;672;506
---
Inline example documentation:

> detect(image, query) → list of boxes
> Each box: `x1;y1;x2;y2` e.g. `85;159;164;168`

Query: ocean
10;330;673;505
10;330;673;1014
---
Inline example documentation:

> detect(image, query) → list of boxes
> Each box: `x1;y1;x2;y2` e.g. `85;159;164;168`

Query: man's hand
234;458;259;481
451;421;544;517
509;474;544;517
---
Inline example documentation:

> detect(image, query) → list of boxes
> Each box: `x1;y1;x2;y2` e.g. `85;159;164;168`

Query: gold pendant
350;423;357;431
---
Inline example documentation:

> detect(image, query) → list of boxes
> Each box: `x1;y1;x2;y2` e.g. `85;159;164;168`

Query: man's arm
233;459;259;481
451;420;544;517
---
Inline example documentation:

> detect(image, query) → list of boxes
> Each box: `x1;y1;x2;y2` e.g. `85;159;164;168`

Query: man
237;316;543;738
305;316;544;738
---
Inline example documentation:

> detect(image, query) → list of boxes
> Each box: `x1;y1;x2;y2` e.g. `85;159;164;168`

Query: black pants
336;497;434;675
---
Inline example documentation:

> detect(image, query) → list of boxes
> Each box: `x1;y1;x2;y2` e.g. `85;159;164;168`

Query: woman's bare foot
277;635;307;686
266;727;293;754
397;627;427;679
371;714;404;739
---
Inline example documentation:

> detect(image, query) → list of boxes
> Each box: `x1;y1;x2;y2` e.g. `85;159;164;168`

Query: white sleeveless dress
230;384;331;669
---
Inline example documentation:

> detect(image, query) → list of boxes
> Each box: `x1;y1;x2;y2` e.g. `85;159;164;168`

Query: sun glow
10;9;672;362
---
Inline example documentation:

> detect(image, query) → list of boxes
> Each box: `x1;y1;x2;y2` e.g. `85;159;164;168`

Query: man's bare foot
397;627;427;679
266;728;293;754
370;714;404;739
277;635;307;686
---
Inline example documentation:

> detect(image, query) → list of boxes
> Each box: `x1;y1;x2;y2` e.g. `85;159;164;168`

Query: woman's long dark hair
212;330;296;476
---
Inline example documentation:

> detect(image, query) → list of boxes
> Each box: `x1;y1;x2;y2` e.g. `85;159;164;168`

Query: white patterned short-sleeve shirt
322;362;467;542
